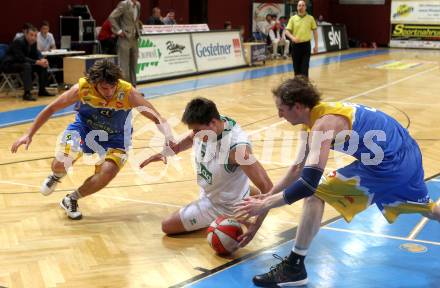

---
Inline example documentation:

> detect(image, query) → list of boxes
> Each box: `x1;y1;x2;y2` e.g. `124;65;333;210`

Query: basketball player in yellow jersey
11;60;174;220
235;77;440;287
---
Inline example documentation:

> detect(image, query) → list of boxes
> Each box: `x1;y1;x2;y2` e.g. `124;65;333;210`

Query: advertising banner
390;23;440;48
390;0;440;48
321;25;349;52
311;26;327;53
136;34;197;82
142;24;210;34
192;31;246;72
391;1;440;24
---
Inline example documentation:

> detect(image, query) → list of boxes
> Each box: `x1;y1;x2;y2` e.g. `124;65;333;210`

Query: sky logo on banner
232;38;242;57
328;26;341;49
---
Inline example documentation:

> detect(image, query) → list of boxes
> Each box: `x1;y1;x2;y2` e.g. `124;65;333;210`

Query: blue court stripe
0;49;390;129
187;230;440;288
185;175;440;288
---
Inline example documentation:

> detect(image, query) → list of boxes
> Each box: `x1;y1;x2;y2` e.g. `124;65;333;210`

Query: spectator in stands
267;21;290;59
1;26;53;101
14;22;33;40
98;19;117;54
146;7;163;25
109;0;142;86
224;21;232;30
240;25;246;40
162;10;177;25
279;16;287;28
257;14;274;39
317;15;331;25
37;21;56;52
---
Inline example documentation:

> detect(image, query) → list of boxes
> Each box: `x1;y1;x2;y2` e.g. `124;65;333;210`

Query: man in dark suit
1;26;53;101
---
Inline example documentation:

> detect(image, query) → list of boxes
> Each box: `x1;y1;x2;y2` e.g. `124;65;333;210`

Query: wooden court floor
0;48;440;287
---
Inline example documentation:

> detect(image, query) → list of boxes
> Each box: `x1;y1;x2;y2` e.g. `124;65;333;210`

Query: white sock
68;190;82;200
292;246;308;256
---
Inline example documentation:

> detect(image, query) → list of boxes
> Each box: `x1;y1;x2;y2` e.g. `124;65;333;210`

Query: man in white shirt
37;21;56;52
268;21;290;59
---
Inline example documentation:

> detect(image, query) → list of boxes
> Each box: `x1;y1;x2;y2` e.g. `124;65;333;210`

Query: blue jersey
74;77;133;136
306;102;416;167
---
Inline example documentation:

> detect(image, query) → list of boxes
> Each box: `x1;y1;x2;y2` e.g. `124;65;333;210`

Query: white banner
391;1;440;24
137;34;197;82
142;24;210;34
192;31;246;72
311;26;327;53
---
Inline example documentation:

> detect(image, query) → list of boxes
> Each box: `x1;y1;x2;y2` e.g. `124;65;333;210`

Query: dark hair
224;21;232;29
272;76;321;109
22;22;33;31
86;60;122;85
41;20;49;28
25;26;38;33
182;97;221;125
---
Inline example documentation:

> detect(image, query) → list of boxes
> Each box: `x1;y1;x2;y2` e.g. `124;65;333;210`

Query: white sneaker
60;195;82;220
41;175;63;196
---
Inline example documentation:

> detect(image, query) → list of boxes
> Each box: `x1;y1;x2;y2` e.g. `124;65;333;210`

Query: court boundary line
322;226;440;246
173;172;440;287
0;49;391;129
171;216;342;288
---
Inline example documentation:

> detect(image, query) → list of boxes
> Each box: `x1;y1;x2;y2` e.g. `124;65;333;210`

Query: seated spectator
1;26;53;101
267;21;290;59
98;19;117;54
14;22;33;40
224;21;232;30
162;10;177;25
257;14;273;39
279;16;287;28
317;15;331;25
37;21;56;52
239;25;246;40
146;7;163;25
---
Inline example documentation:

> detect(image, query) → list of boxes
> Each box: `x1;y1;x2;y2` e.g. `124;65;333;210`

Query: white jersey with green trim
193;116;250;214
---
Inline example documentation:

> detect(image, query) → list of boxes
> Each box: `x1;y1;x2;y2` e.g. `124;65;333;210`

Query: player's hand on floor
11;135;32;153
139;153;167;168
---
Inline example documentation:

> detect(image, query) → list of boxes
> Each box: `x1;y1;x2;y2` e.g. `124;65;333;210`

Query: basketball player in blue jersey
11;60;174;220
140;98;272;242
234;77;440;287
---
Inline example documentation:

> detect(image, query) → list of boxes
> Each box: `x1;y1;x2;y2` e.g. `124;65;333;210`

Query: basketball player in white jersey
140;97;272;245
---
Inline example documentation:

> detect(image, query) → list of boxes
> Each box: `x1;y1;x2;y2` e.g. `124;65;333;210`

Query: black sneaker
60;195;82;220
38;89;55;97
23;91;37;101
253;254;308;287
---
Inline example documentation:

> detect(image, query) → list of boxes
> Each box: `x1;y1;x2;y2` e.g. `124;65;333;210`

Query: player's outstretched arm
229;145;273;247
11;85;80;153
270;129;309;195
139;131;195;168
128;88;175;143
234;115;341;219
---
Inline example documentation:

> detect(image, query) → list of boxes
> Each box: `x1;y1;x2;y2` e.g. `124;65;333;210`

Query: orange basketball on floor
207;216;243;255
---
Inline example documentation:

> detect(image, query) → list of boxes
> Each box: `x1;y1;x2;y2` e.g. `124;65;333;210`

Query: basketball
207;216;243;255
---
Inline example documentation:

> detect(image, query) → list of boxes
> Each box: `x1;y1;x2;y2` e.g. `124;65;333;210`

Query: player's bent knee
52;159;68;172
